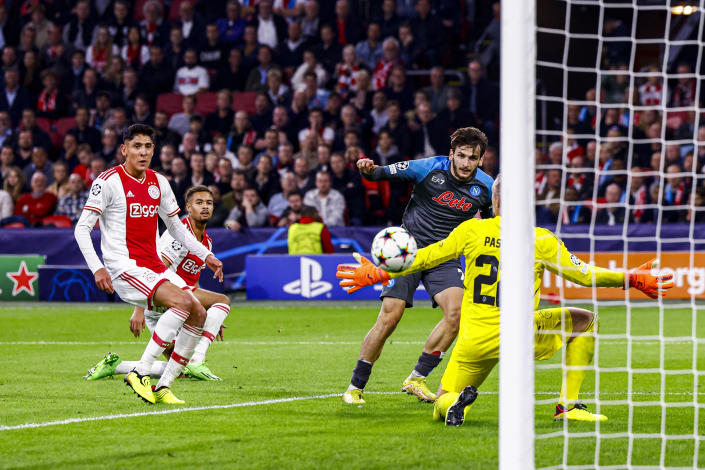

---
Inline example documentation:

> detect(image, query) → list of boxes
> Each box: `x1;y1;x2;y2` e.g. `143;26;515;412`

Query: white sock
190;303;230;365
346;384;362;392
116;360;167;377
155;323;203;389
409;370;425;379
136;307;189;375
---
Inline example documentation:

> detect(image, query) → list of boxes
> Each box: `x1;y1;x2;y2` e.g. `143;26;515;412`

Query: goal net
519;0;705;468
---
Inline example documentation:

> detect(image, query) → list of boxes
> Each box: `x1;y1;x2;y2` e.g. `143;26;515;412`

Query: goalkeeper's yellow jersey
391;216;625;328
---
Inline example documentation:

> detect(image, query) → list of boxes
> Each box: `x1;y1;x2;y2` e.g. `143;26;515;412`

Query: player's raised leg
546;307;606;422
403;286;463;402
184;289;231;381
343;296;407;404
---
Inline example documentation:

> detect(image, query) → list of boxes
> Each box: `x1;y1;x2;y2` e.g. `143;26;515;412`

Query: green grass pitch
1;301;704;468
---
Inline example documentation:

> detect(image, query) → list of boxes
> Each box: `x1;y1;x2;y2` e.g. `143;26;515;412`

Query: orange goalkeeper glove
627;258;674;299
336;253;391;294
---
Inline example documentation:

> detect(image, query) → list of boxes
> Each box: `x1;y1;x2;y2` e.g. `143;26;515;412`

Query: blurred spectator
277;190;305;227
298;107;334;148
686;187;705;224
669;63;696;109
335;0;362;46
265;68;291;107
14;129;35;166
87;26;119;73
601;63;629;104
121;26;149;69
200;23;228;73
42;23;71;71
595;182;626;225
463;60;498;141
1;68;30;127
370;129;401;166
107;0;133;48
0;143;14;181
227;110;258;151
205;89;235;137
14;171;57;226
410;0;443;66
189;152;215;187
269;173;298;220
139;45;174;99
276;142;295;176
330;152;364;225
177;0;206;49
68;107;102;152
300;1;321;42
662;163;689;222
411;101;447;157
313;24;341;75
292;50;328;94
98;128;118;162
356;22;383;70
233;144;257;181
255;128;280;166
86;157;106;187
558;186;591;225
170;156;190;208
72;144;93;186
566;155;594;200
223;167;249;211
212;48;247;91
55;173;87;224
139;0;170;47
275;21;308;75
212;134;237;166
119;68;139;112
206;184;229;228
253;0;288;50
304;170;346;226
335;45;362;98
253;154;280;203
225;186;269;230
423;67;450;115
376;0;401;40
24;147;53;185
250;92;273;133
3;166;25;204
373;37;402;91
292;155;315;193
368;91;389;134
217;0;247;46
63;0;94;51
381;100;412;158
639;65;663;106
313;143;332;173
92;91;113;132
169;95;198;136
37;68;67;119
71;67;99;111
165;26;186;71
436;88;474;137
287;205;334;253
154;143;176;177
481;145;499;179
174;48;209;96
0;111;11;149
60;134;79;170
153;111;182;150
0;6;18;51
62;50;87;93
179;130;202;160
628;168;654;224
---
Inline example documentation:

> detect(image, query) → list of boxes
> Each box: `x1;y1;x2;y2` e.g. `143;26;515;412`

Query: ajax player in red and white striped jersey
74;124;224;405
84;186;231;382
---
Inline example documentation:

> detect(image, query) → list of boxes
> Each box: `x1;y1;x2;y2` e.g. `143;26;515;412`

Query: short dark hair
185;185;214;202
301;205;319;219
123;124;155;143
288;190;302;199
450;127;488;156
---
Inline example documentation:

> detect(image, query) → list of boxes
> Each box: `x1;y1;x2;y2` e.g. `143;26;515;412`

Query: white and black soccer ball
370;226;417;273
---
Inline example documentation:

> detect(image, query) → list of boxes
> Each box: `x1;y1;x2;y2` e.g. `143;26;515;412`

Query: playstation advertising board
246;255;431;301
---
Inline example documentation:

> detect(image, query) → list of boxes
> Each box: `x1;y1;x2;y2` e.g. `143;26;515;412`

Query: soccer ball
370;227;417;273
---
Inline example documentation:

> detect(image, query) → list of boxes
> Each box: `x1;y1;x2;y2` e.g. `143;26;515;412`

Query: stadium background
0;0;701;301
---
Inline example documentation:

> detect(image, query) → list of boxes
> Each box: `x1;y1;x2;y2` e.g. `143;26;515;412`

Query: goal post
499;0;537;469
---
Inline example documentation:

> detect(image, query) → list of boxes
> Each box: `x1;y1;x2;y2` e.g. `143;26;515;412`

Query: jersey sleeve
157;174;180;218
390;219;475;278
158;230;188;267
535;228;625;288
364;156;447;183
83;176;113;215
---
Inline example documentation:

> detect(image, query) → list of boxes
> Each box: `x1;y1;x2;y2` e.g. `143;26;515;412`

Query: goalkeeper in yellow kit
337;176;674;425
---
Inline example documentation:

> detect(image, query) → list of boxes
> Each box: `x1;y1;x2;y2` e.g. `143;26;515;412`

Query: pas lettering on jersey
159;217;213;287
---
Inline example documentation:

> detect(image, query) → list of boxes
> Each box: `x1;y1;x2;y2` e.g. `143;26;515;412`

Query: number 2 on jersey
473;255;500;307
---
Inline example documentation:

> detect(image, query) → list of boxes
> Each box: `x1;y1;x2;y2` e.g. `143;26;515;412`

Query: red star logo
6;261;39;296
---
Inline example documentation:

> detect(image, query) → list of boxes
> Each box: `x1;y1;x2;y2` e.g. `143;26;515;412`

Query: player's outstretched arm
336;253;391;293
357;156;438;183
74;208;113;293
626;258;674;299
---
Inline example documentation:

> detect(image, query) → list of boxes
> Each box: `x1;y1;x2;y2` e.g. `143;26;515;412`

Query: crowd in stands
0;0;500;229
535;16;705;226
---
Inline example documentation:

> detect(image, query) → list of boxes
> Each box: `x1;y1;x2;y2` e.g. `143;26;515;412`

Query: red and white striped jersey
83;165;180;278
159;217;213;287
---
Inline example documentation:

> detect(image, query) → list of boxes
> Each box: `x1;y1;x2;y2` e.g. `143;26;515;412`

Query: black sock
351;359;373;389
413;351;443;377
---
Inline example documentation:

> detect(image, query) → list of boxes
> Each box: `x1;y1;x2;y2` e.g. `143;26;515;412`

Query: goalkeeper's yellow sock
559;315;596;407
433;392;475;421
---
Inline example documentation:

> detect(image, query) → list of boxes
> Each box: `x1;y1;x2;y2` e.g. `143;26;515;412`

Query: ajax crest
148;185;161;199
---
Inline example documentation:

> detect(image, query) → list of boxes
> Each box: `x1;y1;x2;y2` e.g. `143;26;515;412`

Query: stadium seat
54;117;77;140
35;117;52;134
362;179;391;221
0;215;30;228
168;0;189;20
156;92;184;116
233;92;257;115
195;92;218;115
41;215;73;228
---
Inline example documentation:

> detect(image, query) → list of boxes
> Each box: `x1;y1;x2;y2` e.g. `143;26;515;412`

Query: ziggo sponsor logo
129;203;159;218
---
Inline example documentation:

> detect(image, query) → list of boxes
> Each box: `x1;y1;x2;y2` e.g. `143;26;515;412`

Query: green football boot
184;361;222;381
83;352;121;380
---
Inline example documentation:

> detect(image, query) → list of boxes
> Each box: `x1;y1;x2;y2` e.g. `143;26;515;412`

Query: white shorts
114;267;187;310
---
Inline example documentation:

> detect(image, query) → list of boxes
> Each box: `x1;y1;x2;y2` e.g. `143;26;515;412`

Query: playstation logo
283;257;332;298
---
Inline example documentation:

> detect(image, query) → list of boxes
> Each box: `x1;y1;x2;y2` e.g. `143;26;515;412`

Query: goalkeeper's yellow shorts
440;308;573;394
